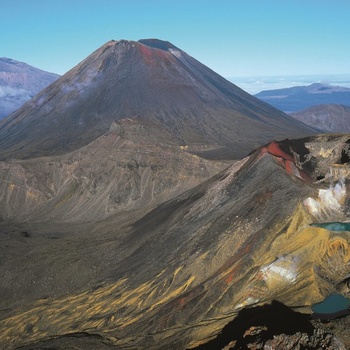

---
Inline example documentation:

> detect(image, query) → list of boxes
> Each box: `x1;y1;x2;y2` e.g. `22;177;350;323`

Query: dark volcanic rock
0;39;315;160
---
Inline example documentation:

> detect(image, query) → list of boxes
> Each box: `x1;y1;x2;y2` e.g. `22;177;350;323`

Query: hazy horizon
230;74;350;94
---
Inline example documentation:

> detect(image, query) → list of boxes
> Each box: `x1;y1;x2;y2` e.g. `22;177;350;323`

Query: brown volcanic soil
1;135;350;349
0;39;316;161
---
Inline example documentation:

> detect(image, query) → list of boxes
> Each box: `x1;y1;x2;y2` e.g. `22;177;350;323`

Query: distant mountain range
290;104;350;133
0;58;59;119
255;83;350;113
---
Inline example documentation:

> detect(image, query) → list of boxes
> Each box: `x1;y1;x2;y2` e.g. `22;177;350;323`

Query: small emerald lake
310;222;350;231
312;294;350;315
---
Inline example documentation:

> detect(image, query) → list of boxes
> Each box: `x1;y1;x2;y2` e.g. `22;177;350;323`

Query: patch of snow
169;48;182;58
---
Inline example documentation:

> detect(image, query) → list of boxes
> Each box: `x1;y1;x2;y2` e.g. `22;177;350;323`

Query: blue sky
1;0;350;79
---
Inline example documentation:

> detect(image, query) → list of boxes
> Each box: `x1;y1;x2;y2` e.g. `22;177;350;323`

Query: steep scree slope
0;39;315;160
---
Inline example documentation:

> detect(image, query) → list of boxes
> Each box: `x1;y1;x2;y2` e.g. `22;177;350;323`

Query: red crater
261;140;313;182
266;141;294;162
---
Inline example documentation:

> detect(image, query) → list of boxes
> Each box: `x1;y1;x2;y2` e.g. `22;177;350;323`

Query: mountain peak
0;39;315;160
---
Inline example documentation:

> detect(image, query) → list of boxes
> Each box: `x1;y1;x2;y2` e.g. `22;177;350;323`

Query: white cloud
0;85;30;99
228;74;350;94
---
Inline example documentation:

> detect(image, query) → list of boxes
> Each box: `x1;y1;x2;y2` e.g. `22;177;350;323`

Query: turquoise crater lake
312;294;350;315
310;222;350;232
